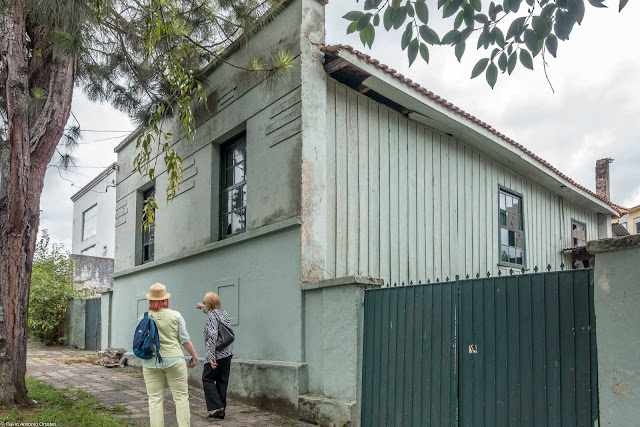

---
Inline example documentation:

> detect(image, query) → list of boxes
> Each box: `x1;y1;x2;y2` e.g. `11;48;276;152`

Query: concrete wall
65;298;86;349
323;79;603;286
588;234;640;426
71;169;116;258
113;0;306;271
71;254;114;290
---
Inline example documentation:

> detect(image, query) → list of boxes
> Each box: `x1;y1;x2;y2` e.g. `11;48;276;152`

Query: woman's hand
188;355;198;368
210;359;217;369
195;302;205;310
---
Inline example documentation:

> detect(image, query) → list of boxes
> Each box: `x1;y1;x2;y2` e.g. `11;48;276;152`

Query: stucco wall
113;0;305;271
588;235;640;426
324;79;603;286
71;169;116;258
71;254;114;290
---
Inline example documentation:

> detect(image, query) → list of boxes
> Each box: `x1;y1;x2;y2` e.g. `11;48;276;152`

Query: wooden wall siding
325;80;599;285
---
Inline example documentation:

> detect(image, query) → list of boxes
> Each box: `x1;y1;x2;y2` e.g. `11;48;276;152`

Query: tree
344;0;629;89
0;0;291;406
29;230;81;345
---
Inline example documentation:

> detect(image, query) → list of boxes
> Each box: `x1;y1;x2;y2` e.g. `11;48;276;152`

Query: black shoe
207;409;225;419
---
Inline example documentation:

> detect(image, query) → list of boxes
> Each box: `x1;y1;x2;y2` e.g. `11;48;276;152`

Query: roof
612;223;631;237
322;44;627;216
70;163;118;202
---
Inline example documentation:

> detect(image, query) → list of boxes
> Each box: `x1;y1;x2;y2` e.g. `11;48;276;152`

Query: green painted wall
111;225;303;363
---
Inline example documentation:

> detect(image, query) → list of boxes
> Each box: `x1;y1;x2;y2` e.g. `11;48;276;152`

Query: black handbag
214;312;235;351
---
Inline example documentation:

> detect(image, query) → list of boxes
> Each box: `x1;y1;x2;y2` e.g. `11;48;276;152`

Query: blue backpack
133;312;162;363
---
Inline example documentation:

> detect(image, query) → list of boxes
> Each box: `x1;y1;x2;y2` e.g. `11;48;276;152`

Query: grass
0;376;134;427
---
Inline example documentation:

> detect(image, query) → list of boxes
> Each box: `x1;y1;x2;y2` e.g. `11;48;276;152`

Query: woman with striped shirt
196;292;234;419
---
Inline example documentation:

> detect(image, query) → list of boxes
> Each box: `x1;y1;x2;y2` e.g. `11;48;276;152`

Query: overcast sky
39;0;640;249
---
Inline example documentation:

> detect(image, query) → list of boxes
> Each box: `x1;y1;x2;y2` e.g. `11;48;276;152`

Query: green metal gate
361;269;598;426
85;297;101;351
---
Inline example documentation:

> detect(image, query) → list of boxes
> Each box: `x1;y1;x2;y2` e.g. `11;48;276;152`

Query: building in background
67;163;117;351
612;204;640;235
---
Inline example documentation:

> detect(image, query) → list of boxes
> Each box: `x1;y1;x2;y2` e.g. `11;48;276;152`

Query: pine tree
0;0;291;406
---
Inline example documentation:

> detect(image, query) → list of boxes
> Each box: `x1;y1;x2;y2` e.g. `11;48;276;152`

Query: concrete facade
588;234;640;426
71;254;114;290
71;163;117;258
110;1;619;424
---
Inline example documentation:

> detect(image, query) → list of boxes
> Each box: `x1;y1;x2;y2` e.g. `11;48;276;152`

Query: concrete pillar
301;276;383;426
100;289;112;349
587;235;640;426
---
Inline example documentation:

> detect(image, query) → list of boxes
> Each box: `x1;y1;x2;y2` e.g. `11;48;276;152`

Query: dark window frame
82;204;98;241
141;186;155;264
571;219;587;247
498;186;526;269
219;134;247;239
635;218;640;234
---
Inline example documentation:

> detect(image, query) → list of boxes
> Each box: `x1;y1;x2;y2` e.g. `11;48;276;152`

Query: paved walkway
27;343;314;427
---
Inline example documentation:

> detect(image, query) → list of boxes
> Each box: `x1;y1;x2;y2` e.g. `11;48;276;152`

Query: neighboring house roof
70;162;118;202
322;44;626;216
612;223;631;237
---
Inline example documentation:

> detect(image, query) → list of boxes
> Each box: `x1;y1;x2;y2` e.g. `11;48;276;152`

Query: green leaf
545;34;558;57
415;1;430;24
420;25;441;45
464;4;475;27
519;49;534;70
347;21;358;34
524;29;539;52
419;43;430;63
567;0;585;25
455;41;466;61
343;11;364;21
506;16;526;40
383;7;394;31
498;52;508;71
588;0;607;7
474;14;489;24
443;0;464;18
507;52;517;74
373;14;381;26
408;38;420;65
406;2;415;17
442;29;461;45
392;6;408;29
509;0;522;12
454;11;465;29
486;62;498;88
402;25;413;50
392;0;403;7
471;57;490;78
532;16;550;37
361;23;376;48
357;14;372;31
470;0;483;11
620;0;629;11
554;10;575;40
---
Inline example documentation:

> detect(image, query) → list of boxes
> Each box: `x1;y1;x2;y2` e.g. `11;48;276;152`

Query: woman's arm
183;340;198;368
195;302;208;313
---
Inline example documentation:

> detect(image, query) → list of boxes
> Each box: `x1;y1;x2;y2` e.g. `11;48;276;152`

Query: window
141;186;155;263
571;220;587;247
622;222;628;230
635;218;640;234
499;188;525;267
81;245;96;256
220;135;246;238
102;245;108;257
82;205;97;240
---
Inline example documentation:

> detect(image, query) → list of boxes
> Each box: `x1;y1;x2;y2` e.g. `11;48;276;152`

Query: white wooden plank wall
325;80;599;285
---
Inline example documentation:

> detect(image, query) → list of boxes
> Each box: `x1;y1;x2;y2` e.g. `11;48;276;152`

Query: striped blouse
203;308;234;362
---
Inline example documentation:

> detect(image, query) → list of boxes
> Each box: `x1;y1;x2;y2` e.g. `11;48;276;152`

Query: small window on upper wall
82;205;97;240
141;186;156;263
572;220;587;247
499;188;525;267
622;222;628;230
635;218;640;234
220;135;246;239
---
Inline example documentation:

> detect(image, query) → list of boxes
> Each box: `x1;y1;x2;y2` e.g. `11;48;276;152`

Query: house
67;163;117;351
70;162;117;290
107;0;621;424
613;204;640;234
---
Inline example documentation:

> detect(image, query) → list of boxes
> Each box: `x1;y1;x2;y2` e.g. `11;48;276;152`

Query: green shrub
28;230;78;344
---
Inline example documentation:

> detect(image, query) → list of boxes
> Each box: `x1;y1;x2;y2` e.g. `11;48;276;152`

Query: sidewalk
27;343;314;427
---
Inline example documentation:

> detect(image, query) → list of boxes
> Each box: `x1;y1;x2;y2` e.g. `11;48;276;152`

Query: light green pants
143;360;191;427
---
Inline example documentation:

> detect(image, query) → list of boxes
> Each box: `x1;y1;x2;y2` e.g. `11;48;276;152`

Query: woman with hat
141;283;199;427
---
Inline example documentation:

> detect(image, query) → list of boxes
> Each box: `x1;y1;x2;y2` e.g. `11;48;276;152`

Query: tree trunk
0;0;75;406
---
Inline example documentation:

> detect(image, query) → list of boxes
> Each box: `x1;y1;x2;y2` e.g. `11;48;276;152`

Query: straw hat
147;283;171;301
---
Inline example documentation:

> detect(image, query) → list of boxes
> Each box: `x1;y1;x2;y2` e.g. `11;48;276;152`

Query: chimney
595;158;613;201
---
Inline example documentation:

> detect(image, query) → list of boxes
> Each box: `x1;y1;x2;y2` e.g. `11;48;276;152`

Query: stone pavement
27;343;314;427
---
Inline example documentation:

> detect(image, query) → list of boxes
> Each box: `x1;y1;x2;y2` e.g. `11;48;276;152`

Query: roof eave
70;163;117;202
331;48;617;216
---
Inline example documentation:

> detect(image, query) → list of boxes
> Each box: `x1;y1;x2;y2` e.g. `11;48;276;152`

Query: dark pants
202;355;232;411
